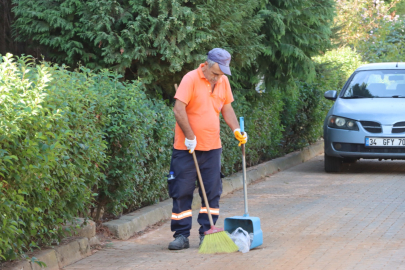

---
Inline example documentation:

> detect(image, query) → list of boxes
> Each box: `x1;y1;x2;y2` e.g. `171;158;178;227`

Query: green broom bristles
199;231;239;254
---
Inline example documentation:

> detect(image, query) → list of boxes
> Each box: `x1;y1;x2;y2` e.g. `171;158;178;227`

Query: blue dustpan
224;117;263;249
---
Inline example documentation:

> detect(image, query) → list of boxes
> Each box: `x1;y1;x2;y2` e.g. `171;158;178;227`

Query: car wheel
324;153;342;172
343;157;357;163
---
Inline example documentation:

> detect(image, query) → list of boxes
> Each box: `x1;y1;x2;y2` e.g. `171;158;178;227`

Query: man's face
203;61;224;85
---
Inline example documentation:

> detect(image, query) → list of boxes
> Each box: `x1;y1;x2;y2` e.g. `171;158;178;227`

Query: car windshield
342;70;405;98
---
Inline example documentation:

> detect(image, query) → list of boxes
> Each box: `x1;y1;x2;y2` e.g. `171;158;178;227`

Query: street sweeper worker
168;48;248;250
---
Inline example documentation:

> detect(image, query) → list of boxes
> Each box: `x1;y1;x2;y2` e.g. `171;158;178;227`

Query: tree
0;0;15;54
12;0;264;97
12;0;336;97
256;0;336;90
334;0;405;63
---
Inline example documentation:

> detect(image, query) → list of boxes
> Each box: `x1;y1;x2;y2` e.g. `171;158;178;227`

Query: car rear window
343;70;405;98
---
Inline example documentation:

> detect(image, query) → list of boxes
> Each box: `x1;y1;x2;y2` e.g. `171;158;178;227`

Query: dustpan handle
240;117;249;217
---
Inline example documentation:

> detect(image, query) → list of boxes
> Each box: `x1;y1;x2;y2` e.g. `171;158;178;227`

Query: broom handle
192;152;215;227
240;117;249;217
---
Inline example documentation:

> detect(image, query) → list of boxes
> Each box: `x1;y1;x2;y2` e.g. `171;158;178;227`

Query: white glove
185;136;197;153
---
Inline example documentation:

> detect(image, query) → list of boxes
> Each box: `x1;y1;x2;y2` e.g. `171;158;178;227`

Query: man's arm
173;99;195;140
221;103;240;131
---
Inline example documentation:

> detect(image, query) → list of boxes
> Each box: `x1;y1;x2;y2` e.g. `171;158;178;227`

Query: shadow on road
291;156;405;175
341;159;405;174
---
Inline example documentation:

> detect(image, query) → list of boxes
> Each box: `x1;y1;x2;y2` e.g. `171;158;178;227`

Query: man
168;48;248;250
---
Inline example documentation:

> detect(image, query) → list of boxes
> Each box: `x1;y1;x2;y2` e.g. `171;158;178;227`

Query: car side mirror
324;90;337;101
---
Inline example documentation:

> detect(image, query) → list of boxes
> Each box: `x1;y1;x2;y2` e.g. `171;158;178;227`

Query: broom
192;152;239;254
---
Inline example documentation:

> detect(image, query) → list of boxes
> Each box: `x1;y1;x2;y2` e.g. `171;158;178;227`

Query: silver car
323;62;405;172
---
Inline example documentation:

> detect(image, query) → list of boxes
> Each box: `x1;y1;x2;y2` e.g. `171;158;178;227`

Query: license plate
365;137;405;147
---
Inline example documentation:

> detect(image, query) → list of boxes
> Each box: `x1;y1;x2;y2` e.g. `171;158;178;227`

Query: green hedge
220;90;283;175
94;73;174;219
0;54;174;261
220;82;327;175
0;54;108;261
279;80;329;153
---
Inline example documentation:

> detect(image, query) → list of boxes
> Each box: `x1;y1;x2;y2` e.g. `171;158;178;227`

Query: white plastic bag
230;227;252;253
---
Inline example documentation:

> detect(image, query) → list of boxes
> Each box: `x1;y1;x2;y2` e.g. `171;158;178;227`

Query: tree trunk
0;0;10;54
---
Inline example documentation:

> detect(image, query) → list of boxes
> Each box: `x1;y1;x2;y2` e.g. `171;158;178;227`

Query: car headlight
328;116;359;131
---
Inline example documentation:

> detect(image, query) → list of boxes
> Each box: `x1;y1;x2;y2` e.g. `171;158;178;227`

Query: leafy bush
0;54;108;261
278;47;367;152
395;1;405;15
220;90;284;175
220;84;327;175
280;80;329;152
257;47;367;155
0;54;174;261
335;0;405;63
335;0;398;45
357;17;405;63
94;73;174;218
313;47;366;92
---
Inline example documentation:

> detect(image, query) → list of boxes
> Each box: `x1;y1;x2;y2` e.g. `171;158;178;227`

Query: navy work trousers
168;148;222;238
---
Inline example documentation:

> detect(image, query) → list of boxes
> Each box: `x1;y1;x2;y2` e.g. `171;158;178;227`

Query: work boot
199;235;205;247
168;235;189;250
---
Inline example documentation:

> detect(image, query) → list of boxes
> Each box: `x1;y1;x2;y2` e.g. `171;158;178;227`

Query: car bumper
324;127;405;159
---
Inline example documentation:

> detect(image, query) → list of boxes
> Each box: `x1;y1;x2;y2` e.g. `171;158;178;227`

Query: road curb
3;219;96;270
103;140;324;240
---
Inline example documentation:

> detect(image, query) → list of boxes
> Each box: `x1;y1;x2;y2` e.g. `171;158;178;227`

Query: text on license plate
366;137;405;147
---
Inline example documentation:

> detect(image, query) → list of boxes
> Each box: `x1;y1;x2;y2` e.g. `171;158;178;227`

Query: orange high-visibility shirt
173;63;234;151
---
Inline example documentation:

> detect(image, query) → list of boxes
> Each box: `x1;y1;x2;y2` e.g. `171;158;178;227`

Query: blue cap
207;48;232;76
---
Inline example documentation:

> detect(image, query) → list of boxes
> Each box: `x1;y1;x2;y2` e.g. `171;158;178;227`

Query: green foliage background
313;47;366;93
0;54;108;261
334;0;405;63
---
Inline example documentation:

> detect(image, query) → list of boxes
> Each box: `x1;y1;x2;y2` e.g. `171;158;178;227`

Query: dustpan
224;117;263;249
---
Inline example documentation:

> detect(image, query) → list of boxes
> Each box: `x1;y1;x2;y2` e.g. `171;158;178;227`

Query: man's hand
233;128;248;146
185;136;197;153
